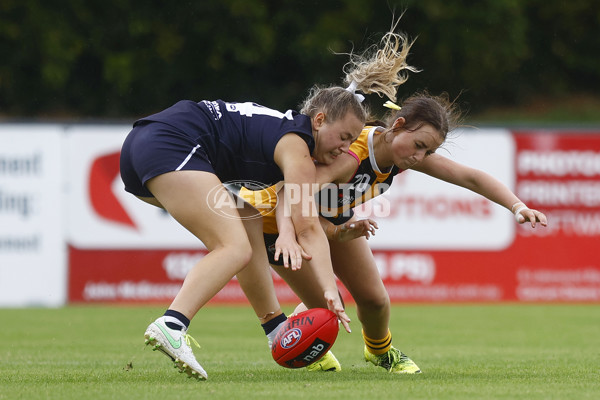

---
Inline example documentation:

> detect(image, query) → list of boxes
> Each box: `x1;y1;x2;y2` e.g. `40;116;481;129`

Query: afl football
271;308;339;368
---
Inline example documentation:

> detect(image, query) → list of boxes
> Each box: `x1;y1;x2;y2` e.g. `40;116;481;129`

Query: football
271;308;339;368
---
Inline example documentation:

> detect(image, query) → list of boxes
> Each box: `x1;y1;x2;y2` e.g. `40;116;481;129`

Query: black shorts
263;215;352;266
322;211;354;226
120;121;214;197
264;233;283;266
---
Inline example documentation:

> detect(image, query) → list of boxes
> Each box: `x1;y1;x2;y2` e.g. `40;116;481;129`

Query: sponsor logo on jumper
318;181;389;216
202;100;222;120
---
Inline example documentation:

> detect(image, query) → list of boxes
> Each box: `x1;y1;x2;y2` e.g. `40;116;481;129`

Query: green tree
1;0;598;118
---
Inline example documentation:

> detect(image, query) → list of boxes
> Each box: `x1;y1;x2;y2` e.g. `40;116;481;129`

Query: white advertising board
66;125;202;249
0;125;66;306
67;126;515;251
2;123;595;306
356;128;516;250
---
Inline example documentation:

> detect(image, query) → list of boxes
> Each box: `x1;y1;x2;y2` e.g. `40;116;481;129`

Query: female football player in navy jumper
120;88;364;379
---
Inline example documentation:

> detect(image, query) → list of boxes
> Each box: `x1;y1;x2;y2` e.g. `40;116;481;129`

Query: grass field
0;304;598;400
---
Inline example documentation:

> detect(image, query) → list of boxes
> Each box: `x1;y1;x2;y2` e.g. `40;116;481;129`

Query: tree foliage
1;0;598;118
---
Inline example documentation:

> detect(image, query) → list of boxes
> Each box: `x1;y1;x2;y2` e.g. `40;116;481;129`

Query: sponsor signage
66;125;202;249
67;247;302;303
64;127;600;304
0;125;66;306
3;124;596;305
512;132;600;301
357;128;515;250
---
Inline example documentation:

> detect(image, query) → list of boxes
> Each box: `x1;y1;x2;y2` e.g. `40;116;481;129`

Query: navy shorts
120;121;215;197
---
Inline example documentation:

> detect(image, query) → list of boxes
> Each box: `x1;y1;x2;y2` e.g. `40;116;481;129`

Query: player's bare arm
274;133;351;332
413;153;547;227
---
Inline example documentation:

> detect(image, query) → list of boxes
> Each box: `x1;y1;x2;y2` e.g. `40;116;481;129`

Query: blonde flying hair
300;19;418;124
343;21;419;103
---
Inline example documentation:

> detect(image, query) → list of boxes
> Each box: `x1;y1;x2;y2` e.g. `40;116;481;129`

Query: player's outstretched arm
413;153;548;228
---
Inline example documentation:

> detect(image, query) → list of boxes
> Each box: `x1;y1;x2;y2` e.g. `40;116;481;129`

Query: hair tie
383;101;401;110
345;81;365;103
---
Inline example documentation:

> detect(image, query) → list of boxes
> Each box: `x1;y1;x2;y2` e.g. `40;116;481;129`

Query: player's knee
226;239;252;271
359;292;390;312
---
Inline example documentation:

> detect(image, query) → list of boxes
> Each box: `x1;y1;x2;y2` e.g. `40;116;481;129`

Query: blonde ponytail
343;19;419;102
300;18;418;124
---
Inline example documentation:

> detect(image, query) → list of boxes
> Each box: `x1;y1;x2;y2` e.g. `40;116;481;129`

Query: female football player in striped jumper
243;91;547;374
236;41;547;374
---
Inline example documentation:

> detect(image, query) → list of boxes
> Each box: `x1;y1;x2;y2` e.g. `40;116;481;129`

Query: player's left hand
274;235;311;271
515;206;548;228
331;219;378;241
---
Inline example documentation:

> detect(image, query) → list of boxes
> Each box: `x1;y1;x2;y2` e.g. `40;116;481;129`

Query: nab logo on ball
280;328;302;349
271;308;339;369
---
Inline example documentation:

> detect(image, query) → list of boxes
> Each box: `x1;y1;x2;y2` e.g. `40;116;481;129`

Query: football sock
163;309;190;331
262;312;287;343
363;329;392;355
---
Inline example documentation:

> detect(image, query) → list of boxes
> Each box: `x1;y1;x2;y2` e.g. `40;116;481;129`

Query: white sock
164;315;186;330
267;320;287;346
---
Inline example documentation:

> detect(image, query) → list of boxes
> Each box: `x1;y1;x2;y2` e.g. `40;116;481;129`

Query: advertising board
0;125;66;306
65;127;600;303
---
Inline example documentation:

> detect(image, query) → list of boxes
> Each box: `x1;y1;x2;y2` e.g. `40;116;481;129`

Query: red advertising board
67;129;600;304
68;247;305;304
511;132;600;301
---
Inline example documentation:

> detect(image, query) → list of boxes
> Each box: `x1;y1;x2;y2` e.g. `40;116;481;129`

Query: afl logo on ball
280;328;302;349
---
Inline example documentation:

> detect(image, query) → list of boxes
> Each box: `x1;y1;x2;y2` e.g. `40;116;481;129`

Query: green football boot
364;346;421;374
306;350;341;372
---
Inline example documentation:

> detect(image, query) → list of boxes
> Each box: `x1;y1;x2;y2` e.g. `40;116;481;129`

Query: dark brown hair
384;91;462;141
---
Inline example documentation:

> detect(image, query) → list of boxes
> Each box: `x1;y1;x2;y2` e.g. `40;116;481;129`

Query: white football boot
144;316;207;380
